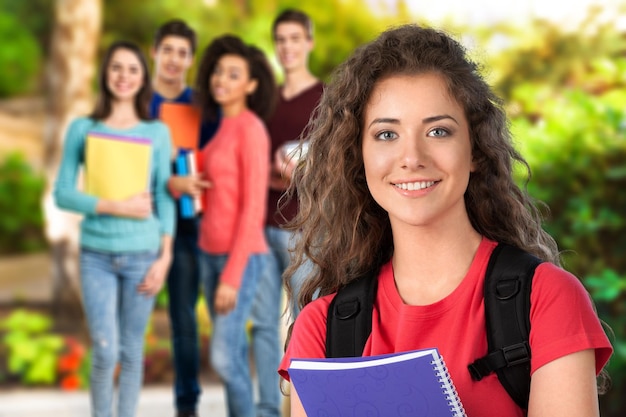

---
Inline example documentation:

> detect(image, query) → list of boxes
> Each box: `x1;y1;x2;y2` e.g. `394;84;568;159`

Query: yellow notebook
85;132;152;201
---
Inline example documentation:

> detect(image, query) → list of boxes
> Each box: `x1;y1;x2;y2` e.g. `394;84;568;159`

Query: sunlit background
0;0;624;415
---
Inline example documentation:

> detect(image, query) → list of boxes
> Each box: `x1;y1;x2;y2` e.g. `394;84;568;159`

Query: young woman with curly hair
279;24;612;417
194;34;276;417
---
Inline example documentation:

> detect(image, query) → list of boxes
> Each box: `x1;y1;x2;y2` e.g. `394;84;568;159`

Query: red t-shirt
198;110;269;288
279;238;613;416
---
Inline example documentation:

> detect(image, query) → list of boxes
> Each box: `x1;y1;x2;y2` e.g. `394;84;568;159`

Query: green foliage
492;15;626;414
509;67;626;279
0;309;64;385
0;13;42;97
155;286;169;309
481;7;626;100
0;0;53;54
0;153;47;254
586;270;626;303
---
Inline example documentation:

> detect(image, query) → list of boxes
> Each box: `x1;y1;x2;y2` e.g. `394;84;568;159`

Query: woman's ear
246;78;258;95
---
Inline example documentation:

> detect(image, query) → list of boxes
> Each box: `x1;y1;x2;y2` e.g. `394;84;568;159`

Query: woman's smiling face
361;72;475;231
106;48;144;102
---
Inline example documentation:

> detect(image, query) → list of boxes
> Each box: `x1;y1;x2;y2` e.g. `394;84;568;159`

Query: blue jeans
250;226;311;417
79;248;158;417
167;231;202;413
200;252;265;417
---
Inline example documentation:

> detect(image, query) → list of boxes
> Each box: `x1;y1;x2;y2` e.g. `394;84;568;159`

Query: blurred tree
42;0;102;323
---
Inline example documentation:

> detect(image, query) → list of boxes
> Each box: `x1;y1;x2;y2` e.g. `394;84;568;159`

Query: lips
211;86;227;97
111;83;135;94
164;64;180;74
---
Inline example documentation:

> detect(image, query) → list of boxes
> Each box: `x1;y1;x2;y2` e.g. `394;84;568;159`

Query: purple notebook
288;347;466;417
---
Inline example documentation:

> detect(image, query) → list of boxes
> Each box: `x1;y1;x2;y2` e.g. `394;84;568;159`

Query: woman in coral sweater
193;34;276;417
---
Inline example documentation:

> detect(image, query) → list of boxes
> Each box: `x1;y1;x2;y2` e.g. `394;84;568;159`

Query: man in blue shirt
150;19;217;417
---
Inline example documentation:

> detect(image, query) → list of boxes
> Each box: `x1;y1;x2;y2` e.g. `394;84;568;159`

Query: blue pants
167;231;202;413
79;248;158;417
200;252;265;417
250;226;311;417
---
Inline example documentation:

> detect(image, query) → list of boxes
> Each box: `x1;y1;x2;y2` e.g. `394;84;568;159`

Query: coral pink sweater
198;109;269;288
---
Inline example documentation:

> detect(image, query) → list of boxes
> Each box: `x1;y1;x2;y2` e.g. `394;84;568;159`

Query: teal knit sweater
54;117;175;253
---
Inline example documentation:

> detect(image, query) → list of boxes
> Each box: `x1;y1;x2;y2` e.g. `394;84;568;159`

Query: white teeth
394;181;436;191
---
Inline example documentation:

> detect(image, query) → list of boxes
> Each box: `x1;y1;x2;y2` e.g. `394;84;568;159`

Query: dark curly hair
194;34;276;122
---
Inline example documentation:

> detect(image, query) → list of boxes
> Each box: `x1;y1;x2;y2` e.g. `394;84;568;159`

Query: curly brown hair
284;24;561;313
194;34;276;123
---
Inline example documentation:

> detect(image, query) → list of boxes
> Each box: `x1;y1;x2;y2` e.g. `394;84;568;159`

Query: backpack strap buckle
503;341;531;366
468;341;531;381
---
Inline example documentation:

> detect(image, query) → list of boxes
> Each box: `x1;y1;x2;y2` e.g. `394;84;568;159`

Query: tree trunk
42;0;102;325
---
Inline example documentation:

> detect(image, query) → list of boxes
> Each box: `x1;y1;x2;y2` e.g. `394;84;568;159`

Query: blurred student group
51;8;322;417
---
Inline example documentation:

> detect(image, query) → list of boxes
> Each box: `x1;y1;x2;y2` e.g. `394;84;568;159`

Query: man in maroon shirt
250;9;324;417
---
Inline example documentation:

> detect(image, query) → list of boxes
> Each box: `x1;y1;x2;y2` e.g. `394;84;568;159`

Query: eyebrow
367;114;459;128
424;114;459;124
368;118;399;128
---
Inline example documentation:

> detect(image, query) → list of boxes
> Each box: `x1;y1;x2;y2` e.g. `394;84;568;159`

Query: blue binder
175;149;195;218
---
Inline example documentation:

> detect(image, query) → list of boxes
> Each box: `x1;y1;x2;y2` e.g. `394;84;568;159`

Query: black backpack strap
468;243;542;409
326;271;379;358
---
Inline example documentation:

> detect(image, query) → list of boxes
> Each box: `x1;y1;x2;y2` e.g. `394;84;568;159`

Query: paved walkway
0;384;227;417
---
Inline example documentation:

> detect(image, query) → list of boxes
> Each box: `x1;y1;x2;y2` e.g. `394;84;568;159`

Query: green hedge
0;152;47;254
510;68;626;416
0;13;42;97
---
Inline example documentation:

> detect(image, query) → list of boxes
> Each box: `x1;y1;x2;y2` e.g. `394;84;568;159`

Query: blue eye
429;127;449;137
376;131;398;141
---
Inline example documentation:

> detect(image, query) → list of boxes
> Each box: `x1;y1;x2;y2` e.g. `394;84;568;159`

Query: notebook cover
289;348;466;417
85;132;151;201
160;102;201;150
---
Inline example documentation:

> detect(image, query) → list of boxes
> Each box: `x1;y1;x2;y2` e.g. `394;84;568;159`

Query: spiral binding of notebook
432;354;467;417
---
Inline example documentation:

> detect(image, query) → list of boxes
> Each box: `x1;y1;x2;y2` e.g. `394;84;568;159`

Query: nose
170;53;182;64
401;137;427;170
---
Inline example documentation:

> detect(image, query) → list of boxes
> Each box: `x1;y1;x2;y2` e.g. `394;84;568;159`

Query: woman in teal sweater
54;40;175;417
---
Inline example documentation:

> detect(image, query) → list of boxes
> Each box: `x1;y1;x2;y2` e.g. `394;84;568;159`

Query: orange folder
159;102;201;150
